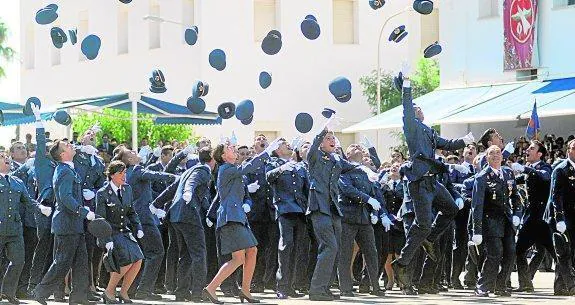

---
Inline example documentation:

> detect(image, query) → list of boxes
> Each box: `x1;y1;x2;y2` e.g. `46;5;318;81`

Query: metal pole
129;92;141;151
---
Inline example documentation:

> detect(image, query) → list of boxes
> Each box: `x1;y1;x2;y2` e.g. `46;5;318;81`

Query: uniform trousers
173;222;206;297
0;235;26;297
276;213;308;293
136;224;165;295
251;221;279;289
477;222;515;292
28;226;53;291
338;223;380;292
451;207;470;285
309;211;342;295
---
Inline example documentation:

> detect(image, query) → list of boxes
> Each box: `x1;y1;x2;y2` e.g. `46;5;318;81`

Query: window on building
118;7;129;54
254;0;277;42
554;0;575;7
25;24;35;69
78;10;89;61
478;0;498;18
516;69;538;81
420;8;439;51
333;0;358;44
149;2;161;49
182;0;195;44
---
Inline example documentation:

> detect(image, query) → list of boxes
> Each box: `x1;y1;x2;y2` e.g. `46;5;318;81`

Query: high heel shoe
238;290;260;303
202;288;223;304
116;293;133;304
102;292;119;304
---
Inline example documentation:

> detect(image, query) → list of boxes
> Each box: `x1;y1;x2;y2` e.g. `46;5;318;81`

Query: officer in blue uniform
392;63;471;288
265;139;309;299
34;139;96;305
478;128;515;169
471;145;521;297
397;177;419;295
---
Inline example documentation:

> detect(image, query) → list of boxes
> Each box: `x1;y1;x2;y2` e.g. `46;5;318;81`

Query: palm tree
0;18;15;79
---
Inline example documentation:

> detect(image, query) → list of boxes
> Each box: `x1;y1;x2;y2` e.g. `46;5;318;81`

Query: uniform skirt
111;232;145;267
382;226;406;255
218;222;258;256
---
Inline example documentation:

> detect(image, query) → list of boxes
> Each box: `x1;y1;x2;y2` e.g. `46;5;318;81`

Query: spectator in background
44;132;50;141
25;133;36;153
71;132;80;145
97;133;115;157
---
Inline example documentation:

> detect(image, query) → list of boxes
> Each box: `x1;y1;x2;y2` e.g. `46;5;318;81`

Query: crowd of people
1;68;575;304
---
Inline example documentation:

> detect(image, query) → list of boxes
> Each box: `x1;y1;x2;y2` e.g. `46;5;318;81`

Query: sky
0;0;20;147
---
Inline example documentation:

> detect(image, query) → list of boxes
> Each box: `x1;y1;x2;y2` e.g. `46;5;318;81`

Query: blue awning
1;100;56;127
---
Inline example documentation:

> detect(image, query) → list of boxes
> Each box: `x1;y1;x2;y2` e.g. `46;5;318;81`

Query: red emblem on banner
509;0;534;43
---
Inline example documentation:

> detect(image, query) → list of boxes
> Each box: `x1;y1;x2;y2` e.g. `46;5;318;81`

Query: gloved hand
82;189;95;201
153;147;162;158
247;181;260;193
381;215;393;232
264;138;282;155
137;230;144;239
183;144;196;155
370;214;378;225
401;61;411;78
105;242;114;251
182;191;192;202
291;136;303;151
367;197;381;211
455;198;464;210
504;142;515;155
206;218;213;228
39;205;52;217
242;203;251;213
511;163;525;173
79;145;99;155
557;221;567;234
280;162;295;172
462;132;475;145
450;164;470;175
85;209;96;221
472;234;483;245
513;215;521;227
360;136;374;149
31;103;42;121
149;204;167;219
230;131;238;145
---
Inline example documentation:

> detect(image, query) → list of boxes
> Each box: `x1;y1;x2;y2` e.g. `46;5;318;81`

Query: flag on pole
525;101;540;140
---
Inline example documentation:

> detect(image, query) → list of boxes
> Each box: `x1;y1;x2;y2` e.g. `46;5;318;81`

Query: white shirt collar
12;160;23;167
63;161;74;169
530;161;541;168
489;166;501;176
110;181;121;194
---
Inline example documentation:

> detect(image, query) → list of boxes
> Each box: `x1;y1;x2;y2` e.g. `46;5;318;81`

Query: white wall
0;1;20;147
19;0;428;147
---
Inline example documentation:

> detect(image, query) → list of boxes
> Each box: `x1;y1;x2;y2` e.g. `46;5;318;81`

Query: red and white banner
503;0;539;71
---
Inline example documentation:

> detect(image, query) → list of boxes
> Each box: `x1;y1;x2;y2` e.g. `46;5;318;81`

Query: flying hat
241;115;254;125
328;77;352;103
35;4;58;25
69;29;78;45
209;49;226;71
119;0;133;3
88;218;113;239
393;72;403;92
301;15;321;40
261;30;282;55
423;42;442;58
321;107;336;119
81;34;102;60
103;251;120;273
24;97;42;116
191;80;209;98
295;113;314;133
369;0;385;10
413;0;434;15
50;27;67;49
53;110;72;126
236;99;254;121
217;102;236;119
388;25;408;43
259;72;272;89
149;69;167;93
186;97;206;114
185;26;199;46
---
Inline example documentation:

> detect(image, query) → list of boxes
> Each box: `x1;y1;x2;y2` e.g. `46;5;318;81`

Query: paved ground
19;272;575;304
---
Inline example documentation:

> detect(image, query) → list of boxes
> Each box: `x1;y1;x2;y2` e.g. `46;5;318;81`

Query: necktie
392;181;397;191
4;175;9;184
117;189;122;202
469;164;475;174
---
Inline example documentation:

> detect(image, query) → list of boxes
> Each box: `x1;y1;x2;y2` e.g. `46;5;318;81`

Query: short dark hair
238;145;248;150
9;141;24;153
479;128;497;148
212;144;225;164
49;140;64;161
161;145;174;156
106;161;126;180
113;144;127;157
198;147;213;164
531;140;547;160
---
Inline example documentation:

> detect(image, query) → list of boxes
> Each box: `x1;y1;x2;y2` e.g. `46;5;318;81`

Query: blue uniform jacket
515;162;551;224
245;157;274;223
51;163;89;235
0;175;39;236
545;159;575;224
11;161;37;228
146;162;170;199
265;158;309;219
338;166;387;225
95;183;142;244
168;164;211;225
73;151;105;210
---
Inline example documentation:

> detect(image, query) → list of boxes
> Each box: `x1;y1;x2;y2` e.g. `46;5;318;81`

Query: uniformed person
478;128;515;169
265;139;309;299
471;145;521;297
95;161;144;304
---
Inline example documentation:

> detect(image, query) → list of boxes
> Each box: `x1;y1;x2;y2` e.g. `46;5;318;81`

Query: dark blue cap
259;72;272;89
413;0;433;15
369;0;385;10
423;42;442;58
50;27;67;49
81;34;101;60
217;102;236;119
236;99;254;121
192;80;209;98
53;110;72;126
321;107;336;119
295;113;314;133
88;218;113;239
119;0;132;3
35;4;58;25
69;29;78;45
261;30;282;55
393;72;403;92
185;26;199;46
301;15;321;40
241;115;254;125
186;97;206;114
388;25;408;43
149;69;167;93
24;97;41;116
329;77;352;103
209;49;226;71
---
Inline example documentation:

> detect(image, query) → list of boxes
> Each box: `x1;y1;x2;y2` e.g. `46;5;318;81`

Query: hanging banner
503;0;539;71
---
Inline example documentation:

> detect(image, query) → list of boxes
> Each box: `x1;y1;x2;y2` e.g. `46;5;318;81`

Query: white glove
85;210;96;221
462;132;475;145
291;136;303;151
39;205;52;217
247;181;260;193
79;145;99;155
230;131;238;145
264;138;281;154
367;197;381;211
31;104;42;121
149;204;167;219
381;215;393;232
183;144;196;155
137;230;144;239
512;215;521;227
370;214;378;225
511;163;525;173
105;242;114;251
82;189;95;201
242;203;251;213
206;218;213;228
360;136;374;149
182;191;192;202
455;198;464;210
504;142;515;155
153;147;162;158
280;162;295;172
401;61;411;78
557;221;567;234
449;164;470;175
471;234;483;245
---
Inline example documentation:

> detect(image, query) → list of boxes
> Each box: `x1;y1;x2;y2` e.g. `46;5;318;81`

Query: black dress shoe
340;291;355;297
418;285;438;294
514;286;534;292
421;239;439;262
2;295;20;305
102;293;119;304
370;289;386;296
309;293;334;301
326;290;340;300
437;284;448;292
134;292;163;300
288;290;305;298
495;290;511;297
474;289;489;297
87;293;101;302
401;285;418;295
391;261;409;287
452;281;464;290
276;292;288;299
33;295;48;305
175;293;192;302
117;293;133;304
358;286;370;293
